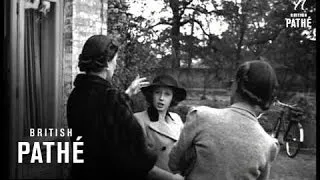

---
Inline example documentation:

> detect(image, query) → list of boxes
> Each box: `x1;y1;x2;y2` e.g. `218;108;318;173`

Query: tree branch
148;21;172;29
184;6;224;16
192;19;210;36
246;28;285;46
179;17;210;37
180;18;192;26
179;0;194;15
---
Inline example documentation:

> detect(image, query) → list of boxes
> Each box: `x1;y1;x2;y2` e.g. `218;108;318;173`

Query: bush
171;105;192;123
257;110;279;132
287;92;316;124
258;92;316;134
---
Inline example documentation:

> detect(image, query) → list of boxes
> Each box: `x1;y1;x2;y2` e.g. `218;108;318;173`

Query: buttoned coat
134;110;184;172
169;105;280;180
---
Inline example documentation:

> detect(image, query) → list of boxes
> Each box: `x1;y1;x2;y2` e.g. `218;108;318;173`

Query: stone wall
156;68;233;89
20;1;110;178
63;0;108;127
158;68;316;148
156;67;315;91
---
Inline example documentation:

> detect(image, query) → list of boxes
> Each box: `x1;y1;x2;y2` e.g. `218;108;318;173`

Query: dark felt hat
141;74;187;103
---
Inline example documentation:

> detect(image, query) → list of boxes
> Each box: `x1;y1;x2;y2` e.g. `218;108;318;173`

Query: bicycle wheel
271;118;281;138
285;122;304;158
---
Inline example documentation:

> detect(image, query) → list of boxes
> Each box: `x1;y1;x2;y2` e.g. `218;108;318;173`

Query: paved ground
29;147;316;179
269;147;316;180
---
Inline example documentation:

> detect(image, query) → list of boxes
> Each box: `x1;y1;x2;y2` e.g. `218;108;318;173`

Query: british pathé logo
285;0;312;28
293;0;306;11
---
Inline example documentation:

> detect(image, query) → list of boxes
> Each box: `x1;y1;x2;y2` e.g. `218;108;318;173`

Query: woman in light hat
134;74;187;180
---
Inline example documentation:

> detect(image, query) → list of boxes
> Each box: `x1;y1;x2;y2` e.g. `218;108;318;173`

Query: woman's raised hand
125;75;150;97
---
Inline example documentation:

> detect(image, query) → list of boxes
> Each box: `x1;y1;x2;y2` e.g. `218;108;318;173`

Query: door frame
7;0;64;178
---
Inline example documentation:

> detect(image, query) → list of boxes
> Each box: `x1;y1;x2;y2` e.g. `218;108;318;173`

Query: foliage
287;92;316;124
258;91;316;133
266;30;316;96
171;105;191;123
113;38;161;89
107;0;162;90
109;0;316;94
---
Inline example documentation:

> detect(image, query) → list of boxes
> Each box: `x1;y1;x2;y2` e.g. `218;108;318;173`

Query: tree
148;0;222;68
107;0;161;90
198;0;316;87
123;0;316;93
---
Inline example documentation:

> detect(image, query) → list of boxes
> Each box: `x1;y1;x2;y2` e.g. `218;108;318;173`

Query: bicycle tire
271;118;281;138
285;122;304;158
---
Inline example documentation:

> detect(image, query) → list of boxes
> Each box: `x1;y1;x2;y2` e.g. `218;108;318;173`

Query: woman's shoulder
168;112;181;119
186;106;222;120
103;88;133;107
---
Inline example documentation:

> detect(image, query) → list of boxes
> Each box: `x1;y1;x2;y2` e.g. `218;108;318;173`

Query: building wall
63;0;108;127
17;0;109;178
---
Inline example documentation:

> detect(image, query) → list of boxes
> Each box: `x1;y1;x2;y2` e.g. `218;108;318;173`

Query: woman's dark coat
67;74;157;179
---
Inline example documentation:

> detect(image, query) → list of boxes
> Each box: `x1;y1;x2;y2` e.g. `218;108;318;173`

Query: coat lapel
148;120;180;141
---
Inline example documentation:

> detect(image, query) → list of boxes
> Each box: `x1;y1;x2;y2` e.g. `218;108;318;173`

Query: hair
235;60;278;110
78;35;119;73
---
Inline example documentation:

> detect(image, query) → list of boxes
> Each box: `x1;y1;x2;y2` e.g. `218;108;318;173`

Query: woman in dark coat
67;35;157;179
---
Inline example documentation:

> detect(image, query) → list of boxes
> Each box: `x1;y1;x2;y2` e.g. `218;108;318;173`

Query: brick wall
156;68;233;89
23;1;112;178
63;0;108;127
